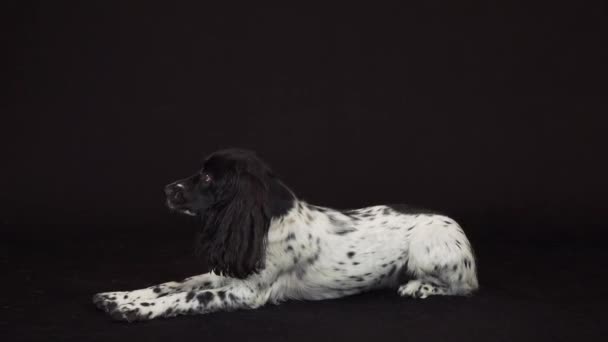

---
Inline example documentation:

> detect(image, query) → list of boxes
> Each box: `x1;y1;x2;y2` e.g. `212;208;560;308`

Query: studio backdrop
3;3;606;239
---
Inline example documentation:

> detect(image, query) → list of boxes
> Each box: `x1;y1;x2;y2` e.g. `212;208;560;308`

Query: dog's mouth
166;198;197;217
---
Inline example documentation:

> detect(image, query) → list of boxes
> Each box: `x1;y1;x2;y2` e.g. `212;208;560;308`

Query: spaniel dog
93;149;478;322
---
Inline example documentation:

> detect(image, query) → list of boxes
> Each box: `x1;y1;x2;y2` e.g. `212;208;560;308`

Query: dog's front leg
104;279;270;322
93;272;229;312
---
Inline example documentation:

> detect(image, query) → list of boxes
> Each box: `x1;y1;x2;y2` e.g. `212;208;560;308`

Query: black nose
164;183;183;196
165;183;186;203
164;184;175;196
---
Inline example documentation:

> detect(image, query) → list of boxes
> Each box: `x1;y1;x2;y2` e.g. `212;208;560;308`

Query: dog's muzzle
164;183;195;216
165;183;185;204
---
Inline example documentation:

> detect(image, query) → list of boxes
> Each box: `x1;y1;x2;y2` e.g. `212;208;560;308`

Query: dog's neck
268;200;317;243
266;177;297;219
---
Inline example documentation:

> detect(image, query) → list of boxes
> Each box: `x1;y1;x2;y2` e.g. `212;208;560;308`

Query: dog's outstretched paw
92;293;118;311
107;307;148;322
93;292;158;322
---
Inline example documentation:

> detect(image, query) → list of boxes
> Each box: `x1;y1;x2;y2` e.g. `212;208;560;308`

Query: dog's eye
201;173;212;183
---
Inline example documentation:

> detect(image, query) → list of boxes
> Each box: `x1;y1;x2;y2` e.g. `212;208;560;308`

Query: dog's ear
195;168;287;279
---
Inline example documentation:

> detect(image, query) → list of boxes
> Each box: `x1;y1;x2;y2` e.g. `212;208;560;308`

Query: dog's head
165;149;295;279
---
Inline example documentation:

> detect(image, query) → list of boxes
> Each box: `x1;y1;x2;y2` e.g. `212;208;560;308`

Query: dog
93;149;478;322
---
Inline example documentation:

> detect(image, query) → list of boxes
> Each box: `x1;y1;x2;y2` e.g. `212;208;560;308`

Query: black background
3;2;607;341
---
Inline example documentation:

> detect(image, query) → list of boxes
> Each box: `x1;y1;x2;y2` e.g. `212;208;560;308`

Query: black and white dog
93;149;478;321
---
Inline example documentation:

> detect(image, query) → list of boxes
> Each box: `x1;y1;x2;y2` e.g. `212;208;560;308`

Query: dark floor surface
2;223;607;342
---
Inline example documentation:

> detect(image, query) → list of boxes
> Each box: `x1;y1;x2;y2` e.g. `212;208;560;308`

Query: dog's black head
165;149;295;279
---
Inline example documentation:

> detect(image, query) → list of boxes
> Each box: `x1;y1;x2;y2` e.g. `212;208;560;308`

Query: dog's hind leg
397;218;478;298
397;279;449;298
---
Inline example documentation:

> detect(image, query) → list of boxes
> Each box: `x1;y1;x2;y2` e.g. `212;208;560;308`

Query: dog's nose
164;183;184;196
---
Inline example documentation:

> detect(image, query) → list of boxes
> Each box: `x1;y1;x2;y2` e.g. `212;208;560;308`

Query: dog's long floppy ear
195;166;291;279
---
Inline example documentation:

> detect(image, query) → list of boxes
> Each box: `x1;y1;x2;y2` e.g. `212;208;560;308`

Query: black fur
166;149;295;279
